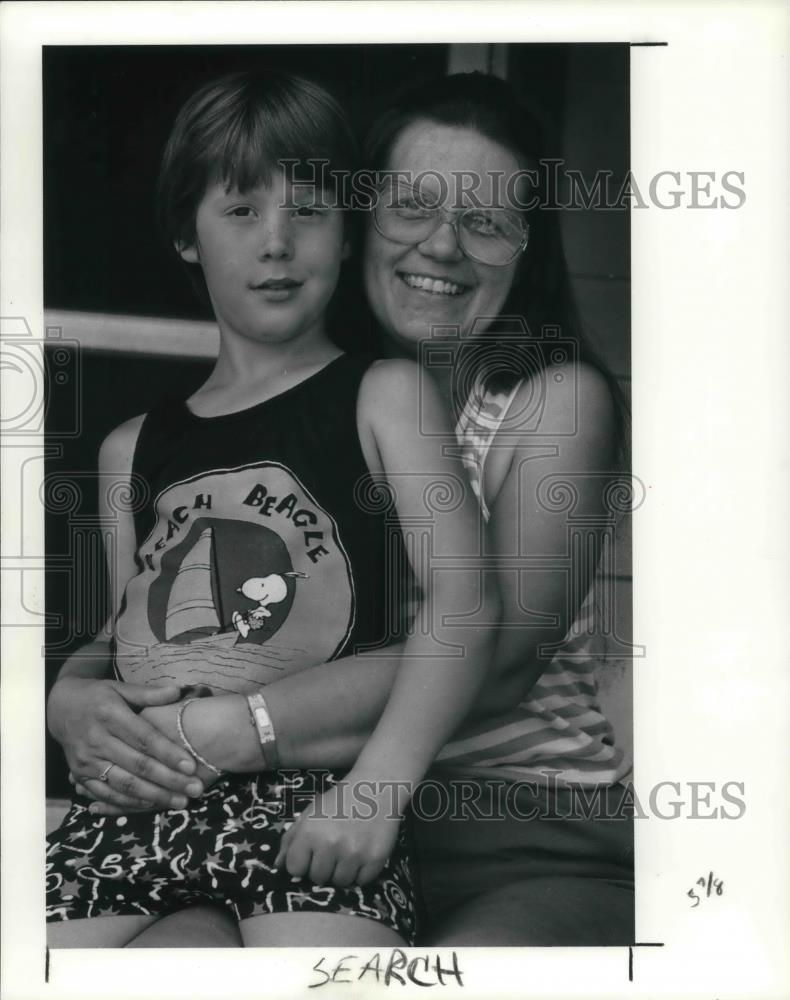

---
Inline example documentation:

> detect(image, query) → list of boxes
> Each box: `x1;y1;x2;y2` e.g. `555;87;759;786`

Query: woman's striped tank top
437;378;629;787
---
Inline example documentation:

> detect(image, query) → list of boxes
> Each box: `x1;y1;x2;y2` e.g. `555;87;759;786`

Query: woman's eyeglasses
372;183;529;266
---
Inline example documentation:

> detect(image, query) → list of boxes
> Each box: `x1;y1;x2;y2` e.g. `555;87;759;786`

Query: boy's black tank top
113;354;407;693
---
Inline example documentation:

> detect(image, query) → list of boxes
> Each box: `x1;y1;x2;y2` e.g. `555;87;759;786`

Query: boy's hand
274;781;402;887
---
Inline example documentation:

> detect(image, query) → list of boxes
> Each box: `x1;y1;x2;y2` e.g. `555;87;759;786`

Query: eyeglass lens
374;183;527;265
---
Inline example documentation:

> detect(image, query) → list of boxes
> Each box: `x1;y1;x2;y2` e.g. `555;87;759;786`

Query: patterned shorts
46;769;417;943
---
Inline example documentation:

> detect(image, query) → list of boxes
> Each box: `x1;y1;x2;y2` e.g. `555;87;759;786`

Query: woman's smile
397;271;469;296
386;257;478;332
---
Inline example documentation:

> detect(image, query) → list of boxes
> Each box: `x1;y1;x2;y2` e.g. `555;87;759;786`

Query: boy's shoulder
357;358;451;441
98;412;147;474
359;357;422;407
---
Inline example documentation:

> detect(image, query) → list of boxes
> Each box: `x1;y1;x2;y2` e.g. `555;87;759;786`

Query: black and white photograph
41;39;634;952
1;3;788;999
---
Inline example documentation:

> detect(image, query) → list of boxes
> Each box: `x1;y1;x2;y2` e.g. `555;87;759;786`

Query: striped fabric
439;377;629;787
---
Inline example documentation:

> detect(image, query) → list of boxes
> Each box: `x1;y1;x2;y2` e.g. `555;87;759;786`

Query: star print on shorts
46;769;418;943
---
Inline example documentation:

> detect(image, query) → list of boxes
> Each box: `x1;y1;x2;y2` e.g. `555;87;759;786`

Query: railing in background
44;310;219;360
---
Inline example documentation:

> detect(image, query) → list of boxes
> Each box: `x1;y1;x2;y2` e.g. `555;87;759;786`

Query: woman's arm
47;415;204;811
140;646;405;776
91;362;618;811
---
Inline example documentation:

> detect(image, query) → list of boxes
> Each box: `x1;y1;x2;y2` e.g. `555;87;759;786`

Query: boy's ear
176;241;200;264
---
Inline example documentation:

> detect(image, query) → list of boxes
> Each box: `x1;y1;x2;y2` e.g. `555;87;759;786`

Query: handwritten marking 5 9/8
687;871;724;907
310;950;464;988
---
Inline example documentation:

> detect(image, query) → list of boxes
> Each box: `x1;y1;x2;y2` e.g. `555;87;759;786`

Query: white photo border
2;2;789;998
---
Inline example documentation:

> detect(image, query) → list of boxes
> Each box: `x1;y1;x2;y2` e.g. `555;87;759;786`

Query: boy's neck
213;315;340;380
215;337;337;380
190;329;342;417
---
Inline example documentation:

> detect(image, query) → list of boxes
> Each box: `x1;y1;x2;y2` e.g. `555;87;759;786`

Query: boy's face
180;173;348;347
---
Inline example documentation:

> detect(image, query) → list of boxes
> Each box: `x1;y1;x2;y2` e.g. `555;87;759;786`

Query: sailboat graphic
165;527;222;642
130;513;308;688
116;467;361;693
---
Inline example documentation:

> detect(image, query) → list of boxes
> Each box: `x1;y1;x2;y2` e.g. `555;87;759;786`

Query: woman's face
364;120;523;348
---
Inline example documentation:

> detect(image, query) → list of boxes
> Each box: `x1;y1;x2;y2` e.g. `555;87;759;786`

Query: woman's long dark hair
362;71;629;459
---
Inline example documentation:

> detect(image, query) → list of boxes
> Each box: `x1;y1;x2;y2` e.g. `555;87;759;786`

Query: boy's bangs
214;107;348;199
159;72;359;247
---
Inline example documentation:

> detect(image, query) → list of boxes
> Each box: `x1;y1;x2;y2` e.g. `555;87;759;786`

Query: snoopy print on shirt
113;462;356;694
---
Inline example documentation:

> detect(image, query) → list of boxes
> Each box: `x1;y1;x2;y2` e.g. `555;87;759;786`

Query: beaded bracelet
176;698;224;777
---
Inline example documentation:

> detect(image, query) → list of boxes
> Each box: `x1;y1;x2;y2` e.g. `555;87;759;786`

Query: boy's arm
344;359;499;789
47;416;201;810
273;361;499;885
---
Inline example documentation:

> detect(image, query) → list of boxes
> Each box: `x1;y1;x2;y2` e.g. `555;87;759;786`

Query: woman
48;72;633;946
359;72;633;945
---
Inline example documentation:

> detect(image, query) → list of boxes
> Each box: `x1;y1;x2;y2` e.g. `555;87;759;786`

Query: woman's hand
274;780;403;887
140;701;224;789
72;699;223;817
48;677;204;813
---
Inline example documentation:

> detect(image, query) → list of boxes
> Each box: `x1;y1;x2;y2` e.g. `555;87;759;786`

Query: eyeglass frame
370;185;530;267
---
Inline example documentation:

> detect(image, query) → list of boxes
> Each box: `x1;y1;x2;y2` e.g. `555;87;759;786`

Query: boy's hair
158;70;358;252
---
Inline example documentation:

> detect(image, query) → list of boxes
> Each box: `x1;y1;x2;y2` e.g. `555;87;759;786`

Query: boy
46;70;496;947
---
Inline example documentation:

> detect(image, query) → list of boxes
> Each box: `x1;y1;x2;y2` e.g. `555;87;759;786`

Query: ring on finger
98;763;116;782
